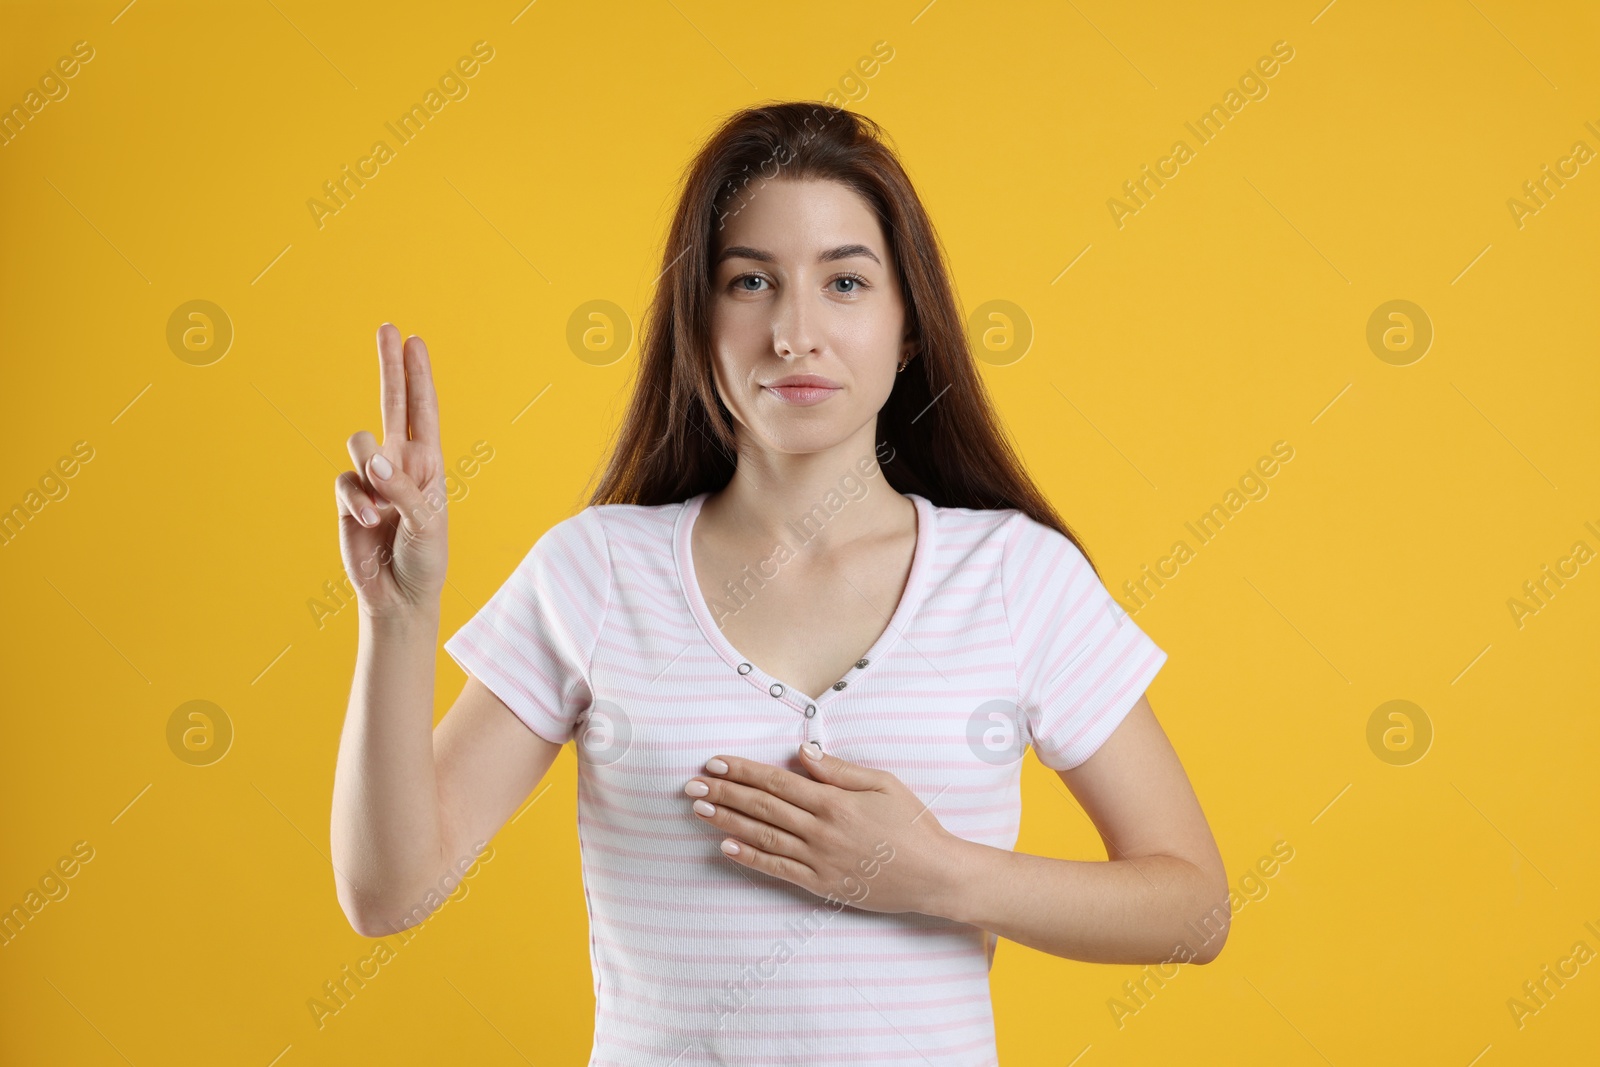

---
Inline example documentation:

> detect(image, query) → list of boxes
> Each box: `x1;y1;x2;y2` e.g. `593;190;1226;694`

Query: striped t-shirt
443;490;1167;1066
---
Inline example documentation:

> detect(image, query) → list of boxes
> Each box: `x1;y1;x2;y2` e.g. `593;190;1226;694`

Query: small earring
896;355;910;373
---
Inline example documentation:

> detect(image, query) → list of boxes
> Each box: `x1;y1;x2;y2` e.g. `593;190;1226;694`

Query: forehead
714;177;889;263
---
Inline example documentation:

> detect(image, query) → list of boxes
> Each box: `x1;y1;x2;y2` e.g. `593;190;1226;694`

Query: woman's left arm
930;694;1231;965
689;693;1229;966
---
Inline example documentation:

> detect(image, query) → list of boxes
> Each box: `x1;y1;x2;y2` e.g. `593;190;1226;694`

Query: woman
331;102;1228;1065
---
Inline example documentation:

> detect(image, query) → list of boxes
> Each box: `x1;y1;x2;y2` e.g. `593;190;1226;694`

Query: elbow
1152;863;1230;966
334;859;453;939
344;913;380;939
335;882;381;938
338;896;389;939
1189;924;1228;965
1185;875;1232;965
336;884;409;940
339;885;434;939
343;908;386;940
342;905;416;940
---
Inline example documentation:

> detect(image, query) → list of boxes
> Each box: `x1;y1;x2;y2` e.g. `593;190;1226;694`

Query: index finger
376;323;407;445
403;333;441;445
704;755;832;814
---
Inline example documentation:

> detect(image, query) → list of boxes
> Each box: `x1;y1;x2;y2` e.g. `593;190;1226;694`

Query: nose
771;280;819;359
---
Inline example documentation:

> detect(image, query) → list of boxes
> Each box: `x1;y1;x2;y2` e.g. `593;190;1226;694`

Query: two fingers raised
335;325;444;530
376;324;440;447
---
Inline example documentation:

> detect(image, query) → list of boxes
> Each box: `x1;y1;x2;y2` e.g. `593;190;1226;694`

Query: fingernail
802;742;823;760
705;758;728;775
720;840;740;856
684;780;709;797
371;454;392;480
693;799;716;817
361;506;379;526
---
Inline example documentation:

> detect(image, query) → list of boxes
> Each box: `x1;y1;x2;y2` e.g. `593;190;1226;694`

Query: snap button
831;680;848;691
737;662;752;675
769;683;785;697
804;704;816;718
855;658;869;669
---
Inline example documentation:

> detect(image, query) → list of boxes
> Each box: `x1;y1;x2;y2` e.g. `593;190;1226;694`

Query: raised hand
334;324;449;619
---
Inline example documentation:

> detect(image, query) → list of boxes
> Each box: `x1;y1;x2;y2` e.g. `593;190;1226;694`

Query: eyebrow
714;244;883;268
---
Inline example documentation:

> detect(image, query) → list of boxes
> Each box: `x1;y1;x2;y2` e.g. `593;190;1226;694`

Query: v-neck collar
673;489;936;714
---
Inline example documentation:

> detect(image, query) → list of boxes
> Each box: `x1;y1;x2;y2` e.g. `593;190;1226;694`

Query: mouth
762;383;841;406
761;374;841;407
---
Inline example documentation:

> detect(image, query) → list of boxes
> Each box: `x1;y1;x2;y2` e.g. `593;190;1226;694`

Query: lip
764;374;841;389
761;374;842;407
761;373;841;407
765;385;839;405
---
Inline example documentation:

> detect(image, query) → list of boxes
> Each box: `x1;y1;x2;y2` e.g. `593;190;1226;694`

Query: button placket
807;655;873;744
731;661;812;716
729;648;880;718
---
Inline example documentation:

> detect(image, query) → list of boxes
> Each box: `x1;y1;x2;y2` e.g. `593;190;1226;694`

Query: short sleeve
1001;513;1167;771
442;506;612;746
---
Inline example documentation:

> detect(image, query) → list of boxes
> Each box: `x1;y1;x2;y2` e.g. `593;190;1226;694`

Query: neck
704;422;907;556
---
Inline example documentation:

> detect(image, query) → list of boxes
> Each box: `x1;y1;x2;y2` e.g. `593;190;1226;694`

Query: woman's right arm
333;612;563;937
328;324;563;937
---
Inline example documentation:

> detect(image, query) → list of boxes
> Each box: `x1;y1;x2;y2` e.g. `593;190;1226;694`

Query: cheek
709;325;747;379
710;310;767;386
706;342;754;425
712;302;764;350
835;301;903;356
836;320;900;382
713;302;755;361
706;355;734;413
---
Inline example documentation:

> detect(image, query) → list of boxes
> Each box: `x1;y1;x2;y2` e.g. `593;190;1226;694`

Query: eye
725;271;871;295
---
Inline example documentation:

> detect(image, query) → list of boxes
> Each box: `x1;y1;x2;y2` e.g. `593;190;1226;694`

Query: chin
752;421;853;455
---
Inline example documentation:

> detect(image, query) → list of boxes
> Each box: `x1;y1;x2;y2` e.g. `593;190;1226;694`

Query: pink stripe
598;1032;998;1064
592;956;988;987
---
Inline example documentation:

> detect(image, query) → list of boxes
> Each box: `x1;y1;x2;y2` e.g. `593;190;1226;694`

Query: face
708;177;910;458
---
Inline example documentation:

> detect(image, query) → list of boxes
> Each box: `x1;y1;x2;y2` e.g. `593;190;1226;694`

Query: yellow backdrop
2;0;1596;1063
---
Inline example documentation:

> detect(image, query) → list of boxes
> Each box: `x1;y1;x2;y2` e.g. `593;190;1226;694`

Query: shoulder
529;497;702;578
913;498;1090;571
533;496;685;541
518;506;614;577
532;505;604;548
579;497;690;554
907;498;1066;587
1001;510;1090;565
996;511;1102;615
916;495;1017;548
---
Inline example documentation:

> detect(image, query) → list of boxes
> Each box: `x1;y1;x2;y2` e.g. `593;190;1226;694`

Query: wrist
924;832;991;926
359;603;440;639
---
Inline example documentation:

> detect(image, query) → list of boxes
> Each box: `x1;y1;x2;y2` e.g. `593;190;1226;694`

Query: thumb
368;452;446;537
798;742;881;790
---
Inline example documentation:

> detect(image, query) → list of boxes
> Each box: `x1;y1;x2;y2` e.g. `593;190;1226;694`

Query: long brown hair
585;100;1101;574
